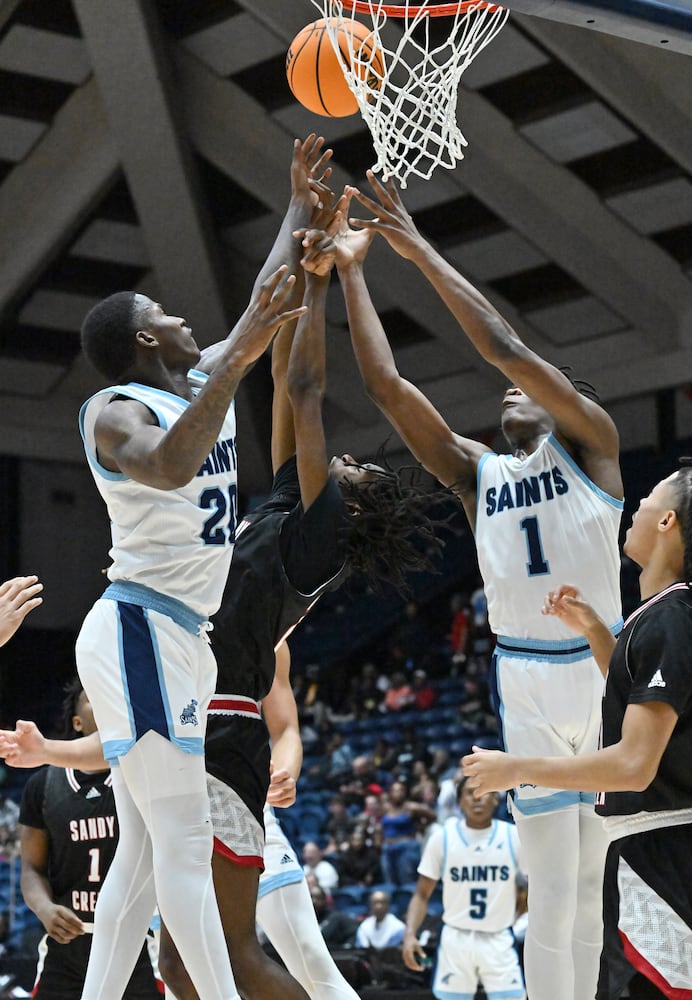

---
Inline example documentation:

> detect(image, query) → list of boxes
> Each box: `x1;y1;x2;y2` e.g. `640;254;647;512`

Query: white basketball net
309;0;509;186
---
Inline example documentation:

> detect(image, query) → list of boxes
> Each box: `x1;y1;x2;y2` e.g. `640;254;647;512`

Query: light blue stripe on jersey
511;789;581;815
257;869;304;898
104;581;207;635
548;433;624;510
496;617;623;662
435;989;477;1000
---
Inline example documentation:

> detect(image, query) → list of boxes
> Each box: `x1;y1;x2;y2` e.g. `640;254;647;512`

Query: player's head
500;367;600;448
81;292;198;382
624;461;692;579
456;775;498;829
61;676;97;739
331;453;455;594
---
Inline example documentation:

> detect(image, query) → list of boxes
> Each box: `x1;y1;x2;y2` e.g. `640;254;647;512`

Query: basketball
286;18;384;118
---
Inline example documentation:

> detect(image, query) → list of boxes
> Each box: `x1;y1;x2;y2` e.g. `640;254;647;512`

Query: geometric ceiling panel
606;178;692;235
525;295;626;345
0;111;45;160
183;13;282;75
462;22;550;90
520;100;636;164
70;220;150;269
447;230;548;282
0;25;90;84
0;357;66;397
19;290;103;332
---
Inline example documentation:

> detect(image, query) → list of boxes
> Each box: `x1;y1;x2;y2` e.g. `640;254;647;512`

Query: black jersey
210;455;348;701
204;457;348;822
20;765;118;917
596;582;692;817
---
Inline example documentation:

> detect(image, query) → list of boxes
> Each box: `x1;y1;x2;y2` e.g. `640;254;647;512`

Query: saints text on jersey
485;465;568;516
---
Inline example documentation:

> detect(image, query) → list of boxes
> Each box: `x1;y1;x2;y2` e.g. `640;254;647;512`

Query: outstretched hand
461;746;519;797
227;266;308;369
291;134;333;208
348;170;423;261
0;720;49;768
542;584;599;635
0;576;43;646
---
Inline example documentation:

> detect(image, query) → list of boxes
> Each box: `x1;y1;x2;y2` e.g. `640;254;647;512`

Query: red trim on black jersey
208;695;261;717
212;836;264;870
620;929;692;999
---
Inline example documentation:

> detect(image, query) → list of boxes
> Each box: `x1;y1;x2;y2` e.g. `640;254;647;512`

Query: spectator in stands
429;747;454;783
411;670;436;712
302;841;339;894
336;829;382;888
383;672;415;713
359;792;385;845
457;675;497;734
354;662;388;718
447;592;470;666
394;723;430;779
309;884;359;950
0;792;19;856
386;601;432;673
324;795;357;854
368;737;395;776
380;780;436;886
339;755;382;810
436;762;463;823
325;733;355;786
356;891;405;949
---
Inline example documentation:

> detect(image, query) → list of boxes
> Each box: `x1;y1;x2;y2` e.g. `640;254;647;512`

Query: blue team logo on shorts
180;699;199;726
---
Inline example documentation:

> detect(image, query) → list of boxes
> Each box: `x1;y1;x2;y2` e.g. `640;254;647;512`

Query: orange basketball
286;18;384;118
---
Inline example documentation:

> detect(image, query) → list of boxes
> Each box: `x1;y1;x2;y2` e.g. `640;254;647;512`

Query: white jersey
418;817;523;933
476;433;622;645
79;370;237;618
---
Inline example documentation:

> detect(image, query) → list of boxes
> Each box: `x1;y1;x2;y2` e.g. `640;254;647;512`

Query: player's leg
119;733;239;1000
512;807;580;1000
81;767;158;1000
572;804;609;1000
256;879;361;1000
430;926;479;1000
477;928;525;1000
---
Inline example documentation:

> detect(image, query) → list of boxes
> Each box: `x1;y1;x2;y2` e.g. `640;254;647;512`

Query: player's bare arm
402;875;436;971
350;172;621;498
462;700;677;797
0;721;106;771
285;268;333;512
96;267;306;489
198;134;331;373
542;585;617;677
0;576;43;645
329;188;488;520
263;643;302;808
20;825;85;943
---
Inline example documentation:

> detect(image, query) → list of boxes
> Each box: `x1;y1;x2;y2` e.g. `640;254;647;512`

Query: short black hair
60;676;85;739
81;291;142;382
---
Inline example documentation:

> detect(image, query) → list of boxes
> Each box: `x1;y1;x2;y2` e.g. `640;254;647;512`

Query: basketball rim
338;0;503;16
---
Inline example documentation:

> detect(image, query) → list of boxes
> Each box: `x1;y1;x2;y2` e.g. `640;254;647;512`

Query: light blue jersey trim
548;433;623;510
101;734;204;765
580;791;596;806
434;989;477;1000
258;869;304;899
496;618;622;662
485;991;525;999
512;790;581;816
104;581;206;635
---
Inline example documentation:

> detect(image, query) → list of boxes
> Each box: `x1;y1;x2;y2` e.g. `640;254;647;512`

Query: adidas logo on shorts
280;853;293;864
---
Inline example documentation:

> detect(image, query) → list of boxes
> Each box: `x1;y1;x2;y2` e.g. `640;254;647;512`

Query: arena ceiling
1;0;691;496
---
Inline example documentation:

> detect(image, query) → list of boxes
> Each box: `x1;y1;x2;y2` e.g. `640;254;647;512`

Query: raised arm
349;173;621;497
198;134;331;375
332;188;489;521
263;643;302;808
95;266;306;489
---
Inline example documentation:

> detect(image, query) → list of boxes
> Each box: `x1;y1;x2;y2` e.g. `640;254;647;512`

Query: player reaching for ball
307;175;624;1000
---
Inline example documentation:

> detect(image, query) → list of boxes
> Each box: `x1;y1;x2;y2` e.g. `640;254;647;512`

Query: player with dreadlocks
307;174;624;1000
464;461;692;1000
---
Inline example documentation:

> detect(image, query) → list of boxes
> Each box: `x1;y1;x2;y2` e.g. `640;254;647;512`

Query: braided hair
670;458;692;586
60;676;85;739
338;455;458;595
558;366;600;404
